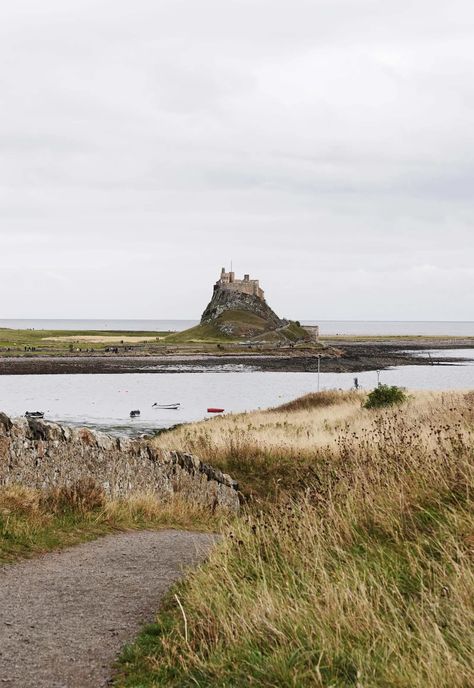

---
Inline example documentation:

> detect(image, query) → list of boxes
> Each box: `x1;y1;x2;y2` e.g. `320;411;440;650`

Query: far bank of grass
115;390;474;688
0;481;222;564
0;328;170;355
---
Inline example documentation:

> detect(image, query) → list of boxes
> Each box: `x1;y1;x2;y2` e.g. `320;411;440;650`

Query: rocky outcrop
0;414;240;513
201;288;286;337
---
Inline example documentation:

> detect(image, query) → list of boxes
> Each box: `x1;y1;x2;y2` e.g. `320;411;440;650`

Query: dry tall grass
118;390;474;687
0;483;220;562
154;390;471;502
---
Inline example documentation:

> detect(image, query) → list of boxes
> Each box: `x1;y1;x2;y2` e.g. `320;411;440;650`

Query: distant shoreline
0;337;473;375
1;319;474;337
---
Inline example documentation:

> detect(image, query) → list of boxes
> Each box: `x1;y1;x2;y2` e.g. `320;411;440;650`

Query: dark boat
130;410;141;418
25;411;45;419
152;403;180;410
207;408;224;413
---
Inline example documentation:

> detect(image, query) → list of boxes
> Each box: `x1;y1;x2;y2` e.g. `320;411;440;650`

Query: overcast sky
1;0;473;320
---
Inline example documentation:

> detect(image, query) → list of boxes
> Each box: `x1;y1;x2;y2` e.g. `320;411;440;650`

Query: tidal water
1;351;473;436
1;319;474;336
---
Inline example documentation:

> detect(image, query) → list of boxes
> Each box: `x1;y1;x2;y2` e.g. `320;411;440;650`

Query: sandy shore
0;338;472;374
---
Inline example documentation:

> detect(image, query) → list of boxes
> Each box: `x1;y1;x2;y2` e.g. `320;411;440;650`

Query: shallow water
1;350;473;436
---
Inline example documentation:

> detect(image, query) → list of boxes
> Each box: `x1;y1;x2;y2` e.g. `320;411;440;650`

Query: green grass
166;314;313;345
0;328;170;355
0;319;317;356
164;322;233;343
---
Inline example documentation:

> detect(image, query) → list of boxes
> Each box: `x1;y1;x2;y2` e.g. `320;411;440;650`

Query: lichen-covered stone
0;415;240;513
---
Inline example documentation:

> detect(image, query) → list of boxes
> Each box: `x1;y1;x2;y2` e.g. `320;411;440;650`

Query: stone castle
215;268;265;301
201;267;317;341
201;266;285;335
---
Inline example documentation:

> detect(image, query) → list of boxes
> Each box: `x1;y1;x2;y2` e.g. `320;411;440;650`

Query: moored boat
152;403;180;410
25;411;45;419
207;408;224;413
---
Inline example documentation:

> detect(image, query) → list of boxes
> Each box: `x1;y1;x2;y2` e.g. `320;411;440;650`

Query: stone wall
0;413;240;513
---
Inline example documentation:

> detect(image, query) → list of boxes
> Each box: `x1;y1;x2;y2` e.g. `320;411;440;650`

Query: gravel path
0;530;216;687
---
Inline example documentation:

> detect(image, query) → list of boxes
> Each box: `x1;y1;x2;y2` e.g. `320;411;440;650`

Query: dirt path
0;530;216;687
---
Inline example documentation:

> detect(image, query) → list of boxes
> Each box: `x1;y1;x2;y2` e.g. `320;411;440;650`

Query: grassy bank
0;323;316;356
0;481;220;563
0;328;170;355
115;390;474;687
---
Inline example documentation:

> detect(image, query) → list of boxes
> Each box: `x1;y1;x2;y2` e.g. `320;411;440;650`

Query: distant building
215;267;265;300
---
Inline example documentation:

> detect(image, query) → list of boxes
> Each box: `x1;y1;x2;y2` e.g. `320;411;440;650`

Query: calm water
1;351;473;436
1;319;474;336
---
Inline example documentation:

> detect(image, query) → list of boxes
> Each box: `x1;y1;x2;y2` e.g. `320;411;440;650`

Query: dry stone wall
0;413;240;513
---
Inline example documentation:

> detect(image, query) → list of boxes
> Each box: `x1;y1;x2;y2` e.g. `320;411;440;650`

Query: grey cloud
0;0;472;318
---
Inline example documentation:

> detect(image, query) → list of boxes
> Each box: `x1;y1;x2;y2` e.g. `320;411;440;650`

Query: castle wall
220;280;263;298
0;414;240;513
217;269;264;300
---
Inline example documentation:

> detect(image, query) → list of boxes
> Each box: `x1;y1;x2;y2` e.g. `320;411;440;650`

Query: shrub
364;384;407;409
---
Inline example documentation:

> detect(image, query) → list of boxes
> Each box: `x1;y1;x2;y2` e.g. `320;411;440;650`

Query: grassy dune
116;390;474;687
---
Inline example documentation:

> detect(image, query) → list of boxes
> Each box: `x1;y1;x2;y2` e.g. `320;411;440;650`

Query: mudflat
0;336;472;374
0;530;216;688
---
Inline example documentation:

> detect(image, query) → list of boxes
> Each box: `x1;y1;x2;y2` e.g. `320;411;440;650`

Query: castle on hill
202;266;318;341
215;267;265;301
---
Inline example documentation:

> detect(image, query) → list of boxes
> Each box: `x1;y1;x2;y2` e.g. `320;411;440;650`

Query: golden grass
0;483;222;563
154;390;471;502
43;335;159;343
116;390;474;687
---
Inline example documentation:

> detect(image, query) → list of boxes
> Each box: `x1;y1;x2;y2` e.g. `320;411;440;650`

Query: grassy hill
165;311;311;344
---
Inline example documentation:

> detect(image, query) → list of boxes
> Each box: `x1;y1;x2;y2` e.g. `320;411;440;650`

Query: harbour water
1;351;473;436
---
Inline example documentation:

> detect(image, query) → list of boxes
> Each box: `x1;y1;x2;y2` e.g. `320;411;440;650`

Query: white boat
152;403;181;410
25;411;44;419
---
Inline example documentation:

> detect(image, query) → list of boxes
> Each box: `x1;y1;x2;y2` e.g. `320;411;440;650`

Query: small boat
130;410;141;418
25;411;45;419
207;408;225;414
152;403;180;410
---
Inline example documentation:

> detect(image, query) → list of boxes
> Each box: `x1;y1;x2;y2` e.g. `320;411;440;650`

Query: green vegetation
166;313;312;345
0;319;314;355
164;322;232;343
115;391;474;687
0;480;220;564
0;328;170;355
364;384;408;409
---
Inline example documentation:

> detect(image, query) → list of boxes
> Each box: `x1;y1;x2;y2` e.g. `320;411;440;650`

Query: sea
0;319;473;435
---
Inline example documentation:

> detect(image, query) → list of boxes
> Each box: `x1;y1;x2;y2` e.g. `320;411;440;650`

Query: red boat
207;407;224;413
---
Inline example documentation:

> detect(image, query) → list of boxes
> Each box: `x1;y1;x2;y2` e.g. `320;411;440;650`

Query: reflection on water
0;350;473;437
409;349;474;360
